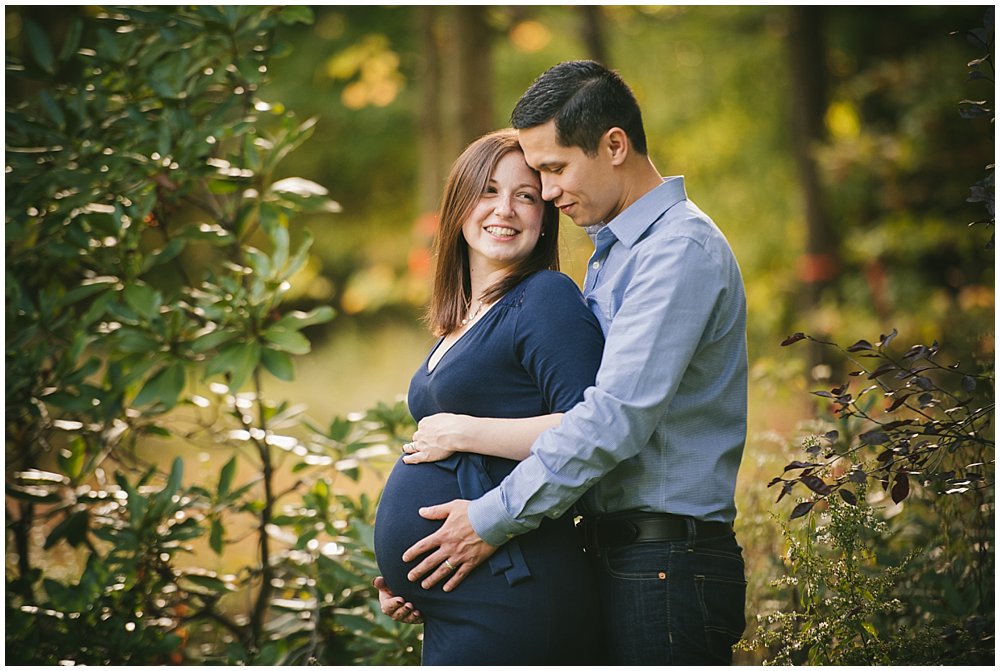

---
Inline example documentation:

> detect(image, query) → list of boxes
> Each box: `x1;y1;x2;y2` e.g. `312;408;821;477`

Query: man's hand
402;499;498;592
373;576;423;624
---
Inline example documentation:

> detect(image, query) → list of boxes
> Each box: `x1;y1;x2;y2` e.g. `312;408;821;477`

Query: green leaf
113;327;160;354
190;327;239;353
263;327;311;355
24;19;55;73
282;230;314;280
278;6;314;24
44;510;89;550
58;436;87;481
244;246;272;278
210;518;224;555
163;457;184;503
270;224;290;270
217;457;237;499
259;203;286;237
272;306;335;331
133;361;186;408
57;18;83;63
39;90;65;128
205;341;261;391
6;484;62;503
59;276;118;306
261;347;295;381
123;282;163;320
142;238;186;272
178;571;234;595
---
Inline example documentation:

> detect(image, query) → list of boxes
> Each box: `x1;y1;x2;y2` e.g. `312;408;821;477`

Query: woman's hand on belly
373;576;423;624
401;414;465;464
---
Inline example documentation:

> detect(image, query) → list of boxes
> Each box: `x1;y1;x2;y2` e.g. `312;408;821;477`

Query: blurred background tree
6;4;993;665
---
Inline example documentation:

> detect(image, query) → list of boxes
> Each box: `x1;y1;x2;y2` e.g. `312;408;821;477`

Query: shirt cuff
468;487;523;547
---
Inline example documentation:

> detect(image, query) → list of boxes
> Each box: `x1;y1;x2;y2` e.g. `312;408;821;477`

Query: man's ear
604;127;629;166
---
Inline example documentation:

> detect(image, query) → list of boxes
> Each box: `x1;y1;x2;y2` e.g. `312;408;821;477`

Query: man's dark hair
510;60;648;156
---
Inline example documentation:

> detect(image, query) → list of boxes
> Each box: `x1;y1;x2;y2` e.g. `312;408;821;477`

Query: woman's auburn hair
425;129;561;336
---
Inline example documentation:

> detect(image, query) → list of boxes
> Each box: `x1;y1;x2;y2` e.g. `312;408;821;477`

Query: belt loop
685;517;698;551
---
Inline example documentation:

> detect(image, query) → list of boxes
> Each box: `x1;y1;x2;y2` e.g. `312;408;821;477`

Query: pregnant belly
373;457;462;606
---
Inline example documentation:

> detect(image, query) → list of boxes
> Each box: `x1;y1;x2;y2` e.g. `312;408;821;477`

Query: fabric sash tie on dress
435;454;532;586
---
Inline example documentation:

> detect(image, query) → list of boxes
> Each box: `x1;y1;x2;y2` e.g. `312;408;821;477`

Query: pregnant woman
372;129;605;665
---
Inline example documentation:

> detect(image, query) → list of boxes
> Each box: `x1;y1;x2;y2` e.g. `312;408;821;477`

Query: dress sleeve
513;271;604;414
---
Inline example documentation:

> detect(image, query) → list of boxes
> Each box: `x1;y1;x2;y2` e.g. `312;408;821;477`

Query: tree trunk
787;6;840;375
454;6;494;147
788;6;839;306
416;6;445;215
579;6;609;66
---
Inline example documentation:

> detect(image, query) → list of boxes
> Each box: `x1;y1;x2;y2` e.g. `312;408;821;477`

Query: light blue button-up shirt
468;176;748;546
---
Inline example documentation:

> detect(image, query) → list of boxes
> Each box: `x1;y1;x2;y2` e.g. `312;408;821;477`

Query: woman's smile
484;225;519;238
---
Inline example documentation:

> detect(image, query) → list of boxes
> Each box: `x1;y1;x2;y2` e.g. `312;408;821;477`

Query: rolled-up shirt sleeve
469;233;728;545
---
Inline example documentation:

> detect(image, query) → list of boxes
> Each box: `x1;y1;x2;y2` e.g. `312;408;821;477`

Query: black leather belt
581;512;732;553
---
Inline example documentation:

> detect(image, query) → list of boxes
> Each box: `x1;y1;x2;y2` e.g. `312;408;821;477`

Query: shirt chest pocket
585;291;616;335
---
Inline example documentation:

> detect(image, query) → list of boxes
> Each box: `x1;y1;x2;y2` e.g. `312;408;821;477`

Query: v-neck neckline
425;300;501;374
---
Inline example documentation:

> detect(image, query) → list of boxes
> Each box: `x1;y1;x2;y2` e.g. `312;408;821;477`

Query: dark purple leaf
839;489;858;506
890;473;910;503
868;362;896;379
790;500;815;519
878;329;898;349
914;376;934;390
823;430;840;443
847;339;874;352
849;467;867;484
801;474;832;495
812;390;834;398
886;393;912;411
783;460;821;472
860;430;889;446
903;345;927;359
961;376;977;392
781;332;807;346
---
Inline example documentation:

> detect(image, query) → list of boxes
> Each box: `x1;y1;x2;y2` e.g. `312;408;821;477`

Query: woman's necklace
461;299;485;326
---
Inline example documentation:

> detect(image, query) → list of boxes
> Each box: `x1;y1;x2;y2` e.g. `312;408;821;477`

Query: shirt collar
588;176;687;249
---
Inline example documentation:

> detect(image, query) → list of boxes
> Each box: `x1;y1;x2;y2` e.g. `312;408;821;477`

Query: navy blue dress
374;270;606;665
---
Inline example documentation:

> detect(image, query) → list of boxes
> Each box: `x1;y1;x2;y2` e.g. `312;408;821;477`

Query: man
387;60;748;664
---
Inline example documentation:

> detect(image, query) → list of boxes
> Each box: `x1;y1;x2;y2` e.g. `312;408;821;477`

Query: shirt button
591;261;601;270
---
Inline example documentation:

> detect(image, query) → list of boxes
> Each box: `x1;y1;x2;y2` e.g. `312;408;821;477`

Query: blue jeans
592;528;747;665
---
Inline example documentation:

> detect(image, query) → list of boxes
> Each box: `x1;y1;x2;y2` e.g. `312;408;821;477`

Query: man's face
517;121;622;228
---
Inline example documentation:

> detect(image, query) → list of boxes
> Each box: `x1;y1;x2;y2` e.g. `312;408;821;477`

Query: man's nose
540;177;561;202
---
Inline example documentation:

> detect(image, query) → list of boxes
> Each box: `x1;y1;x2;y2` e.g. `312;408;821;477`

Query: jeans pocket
601;543;667;581
694;569;748;658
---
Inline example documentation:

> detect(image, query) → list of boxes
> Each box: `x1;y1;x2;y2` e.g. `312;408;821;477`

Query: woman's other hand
373;576;424;624
401;413;474;464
